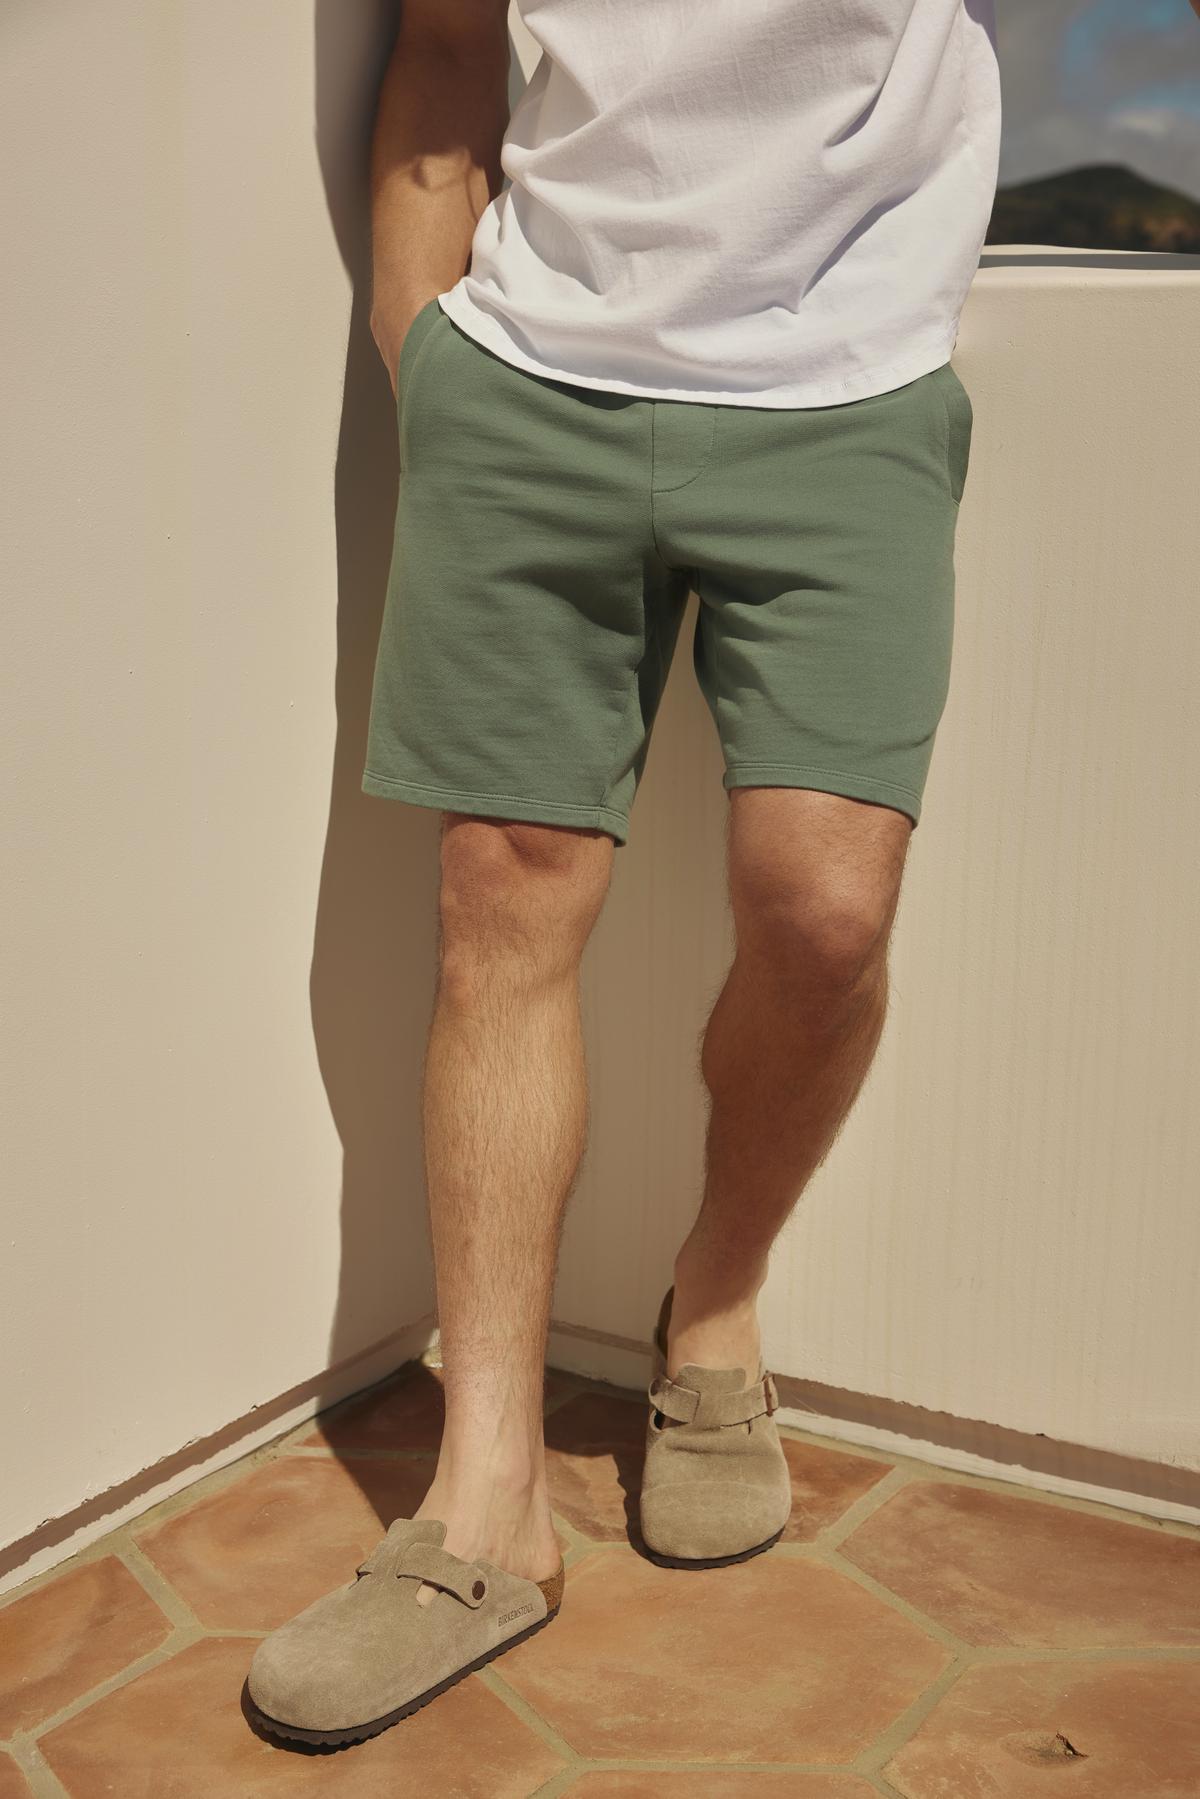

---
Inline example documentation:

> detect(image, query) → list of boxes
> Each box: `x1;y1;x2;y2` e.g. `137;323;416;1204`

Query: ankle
432;1446;546;1506
670;1249;768;1326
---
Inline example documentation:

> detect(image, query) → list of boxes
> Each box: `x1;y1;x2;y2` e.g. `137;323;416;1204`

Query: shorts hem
362;769;631;845
723;763;923;827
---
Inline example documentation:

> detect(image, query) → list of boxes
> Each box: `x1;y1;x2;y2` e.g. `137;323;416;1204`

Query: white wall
3;4;1198;1584
556;249;1200;1501
2;0;439;1577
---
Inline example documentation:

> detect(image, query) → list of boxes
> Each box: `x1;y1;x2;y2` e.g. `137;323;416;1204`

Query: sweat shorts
362;296;973;846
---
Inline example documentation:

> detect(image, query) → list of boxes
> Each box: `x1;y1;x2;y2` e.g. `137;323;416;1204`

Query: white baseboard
776;1407;1200;1531
2;1314;438;1597
544;1319;1200;1531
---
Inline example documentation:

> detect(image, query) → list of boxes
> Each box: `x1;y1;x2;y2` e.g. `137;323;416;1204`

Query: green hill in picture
987;163;1200;254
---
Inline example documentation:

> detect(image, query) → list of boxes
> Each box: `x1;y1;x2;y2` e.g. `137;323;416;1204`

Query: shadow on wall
303;4;560;1501
309;0;437;1445
302;4;727;1517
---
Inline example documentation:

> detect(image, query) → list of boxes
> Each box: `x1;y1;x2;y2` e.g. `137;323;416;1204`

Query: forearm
369;13;510;379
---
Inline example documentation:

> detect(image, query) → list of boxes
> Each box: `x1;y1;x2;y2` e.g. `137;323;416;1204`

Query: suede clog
245;1517;563;1747
639;1287;792;1568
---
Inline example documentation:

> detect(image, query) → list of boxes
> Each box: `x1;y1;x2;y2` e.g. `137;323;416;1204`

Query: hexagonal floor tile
561;1774;875;1797
544;1392;644;1540
135;1456;430;1630
886;1659;1200;1797
543;1369;582;1410
500;1546;948;1761
0;1754;34;1799
0;1556;169;1736
303;1362;579;1453
39;1637;563;1798
779;1436;892;1543
841;1481;1200;1648
543;1392;893;1545
299;1364;446;1453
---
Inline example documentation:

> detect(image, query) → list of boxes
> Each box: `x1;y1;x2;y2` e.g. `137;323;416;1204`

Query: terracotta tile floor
3;1362;1199;1798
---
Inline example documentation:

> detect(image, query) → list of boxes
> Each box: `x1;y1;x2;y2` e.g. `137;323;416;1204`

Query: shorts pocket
937;362;974;506
396;297;444;466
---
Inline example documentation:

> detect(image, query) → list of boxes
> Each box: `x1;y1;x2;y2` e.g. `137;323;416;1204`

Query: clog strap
356;1521;490;1606
393;1541;491;1607
649;1369;779;1428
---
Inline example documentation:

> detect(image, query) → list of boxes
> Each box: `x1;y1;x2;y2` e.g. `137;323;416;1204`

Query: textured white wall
3;4;1198;1580
558;251;1200;1489
1;0;438;1571
534;3;1200;1496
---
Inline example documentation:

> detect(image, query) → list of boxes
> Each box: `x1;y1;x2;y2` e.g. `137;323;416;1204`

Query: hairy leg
668;787;913;1378
415;815;613;1587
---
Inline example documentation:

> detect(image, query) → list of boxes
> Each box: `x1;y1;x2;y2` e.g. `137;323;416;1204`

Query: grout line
845;1441;1200;1541
964;1643;1200;1665
622;1381;1200;1544
525;1772;579;1798
4;1356;1198;1797
867;1771;914;1799
818;1549;973;1655
113;1438;287;1545
549;1511;606;1564
525;1771;578;1798
775;1414;1200;1541
803;1463;916;1549
775;1417;906;1471
172;1627;265;1639
21;1631;205;1744
543;1375;592;1420
671;1382;1200;1546
544;1369;641;1411
555;1538;626;1563
851;1655;971;1778
6;1736;72;1799
111;1535;204;1634
0;1435;328;1621
0;1543;110;1615
475;1668;582;1767
0;1322;435;1593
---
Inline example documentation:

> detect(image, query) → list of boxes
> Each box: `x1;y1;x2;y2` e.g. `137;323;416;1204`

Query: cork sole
244;1603;560;1750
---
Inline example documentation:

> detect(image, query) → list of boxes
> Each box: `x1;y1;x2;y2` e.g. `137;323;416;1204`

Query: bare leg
668;787;913;1378
414;815;613;1587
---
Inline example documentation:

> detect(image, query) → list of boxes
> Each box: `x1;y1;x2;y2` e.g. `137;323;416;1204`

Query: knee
436;817;612;1001
731;867;893;997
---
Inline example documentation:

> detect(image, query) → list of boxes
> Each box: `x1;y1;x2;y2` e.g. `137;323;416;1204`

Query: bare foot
667;1299;763;1382
667;1256;768;1382
411;1465;560;1608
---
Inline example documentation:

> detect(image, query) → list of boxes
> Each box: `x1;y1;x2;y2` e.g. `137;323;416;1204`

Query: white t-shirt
438;0;1001;408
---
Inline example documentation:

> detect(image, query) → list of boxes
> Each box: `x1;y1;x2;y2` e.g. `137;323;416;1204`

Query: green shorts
363;297;972;845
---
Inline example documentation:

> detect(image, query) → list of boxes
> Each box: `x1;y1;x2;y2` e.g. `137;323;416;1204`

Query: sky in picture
997;0;1200;199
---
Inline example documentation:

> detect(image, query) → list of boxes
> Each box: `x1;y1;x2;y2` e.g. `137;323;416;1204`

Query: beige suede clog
639;1287;792;1568
245;1517;563;1748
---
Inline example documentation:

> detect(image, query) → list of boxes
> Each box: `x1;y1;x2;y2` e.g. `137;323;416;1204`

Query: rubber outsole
640;1526;786;1571
243;1605;559;1750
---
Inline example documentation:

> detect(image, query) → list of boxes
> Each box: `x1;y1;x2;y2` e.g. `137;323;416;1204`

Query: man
247;0;998;1747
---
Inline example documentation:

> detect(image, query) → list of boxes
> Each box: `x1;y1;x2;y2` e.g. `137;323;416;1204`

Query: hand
371;301;428;399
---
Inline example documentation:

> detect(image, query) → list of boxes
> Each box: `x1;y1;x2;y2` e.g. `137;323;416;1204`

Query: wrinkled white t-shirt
438;0;1001;408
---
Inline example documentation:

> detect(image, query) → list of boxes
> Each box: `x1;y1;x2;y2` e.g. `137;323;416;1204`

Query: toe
640;1480;788;1561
